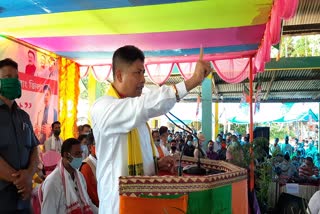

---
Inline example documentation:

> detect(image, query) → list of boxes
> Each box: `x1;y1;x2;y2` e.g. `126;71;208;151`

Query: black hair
284;153;290;161
112;45;145;79
159;126;168;136
306;156;313;163
78;134;88;142
51;121;61;129
28;50;35;58
0;58;18;70
43;84;51;93
187;134;193;141
61;138;81;156
152;130;159;136
86;133;95;145
82;124;91;130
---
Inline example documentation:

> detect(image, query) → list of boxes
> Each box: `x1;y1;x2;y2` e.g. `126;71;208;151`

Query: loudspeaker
273;193;308;214
254;127;270;157
253;127;270;141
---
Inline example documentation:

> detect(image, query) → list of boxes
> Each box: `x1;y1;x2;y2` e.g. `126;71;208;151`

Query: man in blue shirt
0;58;39;213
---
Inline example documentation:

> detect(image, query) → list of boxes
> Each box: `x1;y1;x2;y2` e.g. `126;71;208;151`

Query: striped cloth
298;164;319;178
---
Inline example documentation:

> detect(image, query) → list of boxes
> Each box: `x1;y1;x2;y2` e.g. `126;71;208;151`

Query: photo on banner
0;36;59;144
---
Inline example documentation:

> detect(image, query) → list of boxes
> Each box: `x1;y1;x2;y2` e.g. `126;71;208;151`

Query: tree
190;121;201;131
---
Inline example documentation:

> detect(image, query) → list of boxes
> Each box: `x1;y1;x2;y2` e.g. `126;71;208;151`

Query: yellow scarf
106;85;157;176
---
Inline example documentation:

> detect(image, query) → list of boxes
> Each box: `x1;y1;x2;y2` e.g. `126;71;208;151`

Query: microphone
165;112;206;176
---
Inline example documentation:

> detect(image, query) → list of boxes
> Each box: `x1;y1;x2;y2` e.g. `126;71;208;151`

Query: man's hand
12;169;33;200
41;124;51;138
158;156;176;174
0;95;13;108
185;47;212;92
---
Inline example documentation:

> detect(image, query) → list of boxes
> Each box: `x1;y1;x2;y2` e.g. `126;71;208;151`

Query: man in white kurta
90;45;211;214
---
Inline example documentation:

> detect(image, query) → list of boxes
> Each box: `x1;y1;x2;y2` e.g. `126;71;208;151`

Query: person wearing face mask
169;140;180;157
152;130;165;158
0;58;40;213
44;121;63;153
159;126;170;156
206;140;218;160
40;138;98;214
80;133;99;207
78;134;90;159
194;133;206;159
184;135;195;157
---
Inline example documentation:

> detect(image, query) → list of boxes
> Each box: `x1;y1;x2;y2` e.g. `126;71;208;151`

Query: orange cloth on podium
119;195;188;214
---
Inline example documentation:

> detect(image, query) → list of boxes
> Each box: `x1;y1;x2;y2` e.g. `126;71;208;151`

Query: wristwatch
172;85;180;102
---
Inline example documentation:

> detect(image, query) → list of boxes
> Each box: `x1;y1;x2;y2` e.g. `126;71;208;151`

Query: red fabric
41;150;61;175
80;163;99;207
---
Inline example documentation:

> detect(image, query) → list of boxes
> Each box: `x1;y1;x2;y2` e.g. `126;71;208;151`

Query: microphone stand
165;112;206;176
182;135;206;175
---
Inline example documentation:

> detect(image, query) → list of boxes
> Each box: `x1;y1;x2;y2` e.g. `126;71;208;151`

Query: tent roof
0;0;273;64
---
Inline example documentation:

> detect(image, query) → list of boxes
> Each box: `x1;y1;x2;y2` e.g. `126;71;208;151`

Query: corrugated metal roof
284;0;320;26
145;68;320;103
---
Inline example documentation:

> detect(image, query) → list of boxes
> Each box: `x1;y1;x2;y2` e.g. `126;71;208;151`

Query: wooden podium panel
119;157;248;214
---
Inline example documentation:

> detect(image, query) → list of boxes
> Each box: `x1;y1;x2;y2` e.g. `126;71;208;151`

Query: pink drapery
176;62;197;80
145;63;174;85
212;58;251;83
253;0;298;75
91;65;112;82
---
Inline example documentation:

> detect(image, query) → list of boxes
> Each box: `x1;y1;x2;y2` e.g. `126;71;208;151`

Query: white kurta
41;167;98;214
90;83;187;214
308;190;320;214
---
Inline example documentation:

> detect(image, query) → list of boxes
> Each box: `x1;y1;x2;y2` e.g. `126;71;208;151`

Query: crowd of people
269;136;320;184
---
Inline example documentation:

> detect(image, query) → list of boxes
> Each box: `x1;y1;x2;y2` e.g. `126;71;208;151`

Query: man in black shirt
0;58;39;213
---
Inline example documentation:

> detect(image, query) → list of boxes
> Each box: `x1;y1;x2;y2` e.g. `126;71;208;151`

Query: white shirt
41;167;98;214
44;135;62;153
308;190;320;214
90;83;187;214
160;139;170;156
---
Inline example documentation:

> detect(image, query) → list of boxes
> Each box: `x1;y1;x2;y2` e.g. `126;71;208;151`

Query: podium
119;156;248;214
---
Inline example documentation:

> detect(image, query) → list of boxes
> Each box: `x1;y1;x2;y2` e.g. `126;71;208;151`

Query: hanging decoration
145;63;174;85
92;65;112;82
212;58;251;83
177;62;197;80
59;57;80;139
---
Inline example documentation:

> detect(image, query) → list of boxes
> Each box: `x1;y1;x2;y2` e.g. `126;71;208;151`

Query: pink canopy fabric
176;62;197;80
213;58;251;84
145;63;174;85
92;65;112;82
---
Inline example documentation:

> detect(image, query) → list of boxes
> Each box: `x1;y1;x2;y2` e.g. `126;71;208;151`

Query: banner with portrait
0;36;59;144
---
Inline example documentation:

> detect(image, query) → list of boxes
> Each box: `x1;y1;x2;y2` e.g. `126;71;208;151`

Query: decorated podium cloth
119;157;248;214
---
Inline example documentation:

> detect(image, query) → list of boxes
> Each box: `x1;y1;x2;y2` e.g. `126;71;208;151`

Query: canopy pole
318;102;320;153
249;57;254;191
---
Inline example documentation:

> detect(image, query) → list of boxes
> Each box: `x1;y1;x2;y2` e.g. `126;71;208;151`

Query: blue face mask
168;136;172;142
187;141;192;146
69;156;83;169
81;145;89;156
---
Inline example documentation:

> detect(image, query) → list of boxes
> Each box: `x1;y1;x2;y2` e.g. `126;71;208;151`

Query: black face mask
53;130;61;136
171;146;177;151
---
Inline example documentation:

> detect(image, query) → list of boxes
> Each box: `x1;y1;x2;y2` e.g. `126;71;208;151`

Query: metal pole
249;57;254;191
